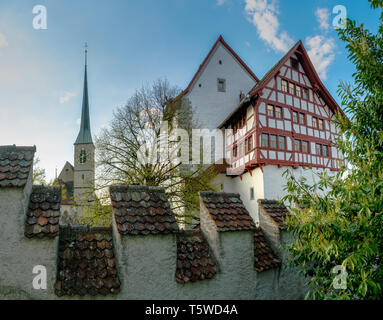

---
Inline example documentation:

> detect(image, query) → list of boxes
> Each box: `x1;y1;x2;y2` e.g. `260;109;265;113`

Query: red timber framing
221;40;345;176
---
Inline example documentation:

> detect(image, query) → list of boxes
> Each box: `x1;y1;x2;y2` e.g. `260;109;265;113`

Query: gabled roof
219;40;345;127
250;40;344;117
182;35;259;96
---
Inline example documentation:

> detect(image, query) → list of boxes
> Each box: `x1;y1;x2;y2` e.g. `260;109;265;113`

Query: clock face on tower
78;148;87;165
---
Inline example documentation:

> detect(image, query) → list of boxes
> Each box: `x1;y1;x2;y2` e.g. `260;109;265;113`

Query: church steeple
74;43;93;145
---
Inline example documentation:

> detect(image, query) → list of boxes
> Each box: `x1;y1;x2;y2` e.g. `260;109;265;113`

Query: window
250;187;255;200
303;88;309;100
289;82;295;95
261;134;269;148
275;106;283;119
291;58;298;70
318;119;324;130
278;136;286;150
293;111;298;123
239;142;244;156
233;146;238;157
295;140;301;152
267;104;274;117
247;136;253;152
312;117;318;128
282;80;288;93
296;85;302;98
299;113;305;125
323;145;329;157
219;60;222;65
302;141;309;153
217;78;226;92
316;144;322;155
270;135;277;149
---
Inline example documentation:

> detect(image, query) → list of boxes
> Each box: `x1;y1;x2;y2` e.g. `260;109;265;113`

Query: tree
95;78;215;226
33;157;47;184
283;0;383;299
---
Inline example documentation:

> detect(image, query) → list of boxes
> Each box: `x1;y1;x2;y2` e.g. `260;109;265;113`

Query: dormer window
217;78;226;92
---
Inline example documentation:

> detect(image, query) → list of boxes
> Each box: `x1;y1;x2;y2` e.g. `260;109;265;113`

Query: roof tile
175;231;217;284
258;199;290;227
254;227;281;272
110;185;179;236
25;185;61;239
0;145;35;188
200;192;256;232
55;226;120;297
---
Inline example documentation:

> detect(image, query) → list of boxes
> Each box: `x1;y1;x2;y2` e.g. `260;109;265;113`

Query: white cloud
59;91;76;104
244;0;294;53
316;8;330;31
306;35;336;80
0;33;8;48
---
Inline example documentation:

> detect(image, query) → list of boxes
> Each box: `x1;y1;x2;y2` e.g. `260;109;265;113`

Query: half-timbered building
215;40;344;222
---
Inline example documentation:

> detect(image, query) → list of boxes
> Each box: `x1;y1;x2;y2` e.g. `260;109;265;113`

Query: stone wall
0;146;308;300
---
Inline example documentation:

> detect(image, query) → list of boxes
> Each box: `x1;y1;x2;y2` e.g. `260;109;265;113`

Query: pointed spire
74;43;93;145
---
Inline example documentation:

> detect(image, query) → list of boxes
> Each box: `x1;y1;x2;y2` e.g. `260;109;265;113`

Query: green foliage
32;157;47;185
282;0;383;299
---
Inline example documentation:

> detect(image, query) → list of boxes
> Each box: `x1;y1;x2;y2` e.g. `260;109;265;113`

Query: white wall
216;165;337;223
185;42;257;129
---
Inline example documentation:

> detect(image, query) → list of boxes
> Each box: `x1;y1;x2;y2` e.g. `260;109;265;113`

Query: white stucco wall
215;165;337;223
0;185;58;300
185;42;257;129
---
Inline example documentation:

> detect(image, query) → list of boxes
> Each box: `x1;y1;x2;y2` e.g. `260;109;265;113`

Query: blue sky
0;0;380;181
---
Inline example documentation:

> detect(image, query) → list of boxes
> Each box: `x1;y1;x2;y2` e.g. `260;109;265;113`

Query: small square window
289;82;295;95
293;111;298;123
275;106;283;119
282;80;288;93
299;113;305;125
296;86;302;98
217;78;226;92
295;140;301;152
303;88;309;100
270;135;277;149
250;187;255;200
318;119;324;130
323;145;328;157
312;117;318;128
267;105;274;117
261;134;269;148
316;144;322;156
248;136;253;152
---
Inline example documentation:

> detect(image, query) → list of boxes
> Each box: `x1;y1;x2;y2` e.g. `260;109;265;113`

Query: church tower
73;45;95;207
